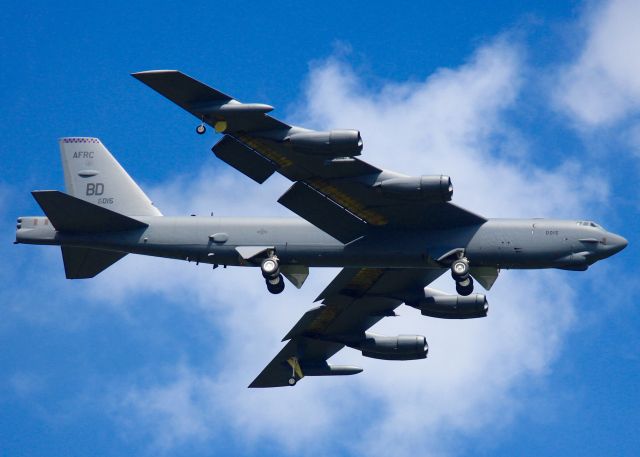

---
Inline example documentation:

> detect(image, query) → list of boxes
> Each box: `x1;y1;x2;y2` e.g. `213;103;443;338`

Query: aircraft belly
31;217;582;270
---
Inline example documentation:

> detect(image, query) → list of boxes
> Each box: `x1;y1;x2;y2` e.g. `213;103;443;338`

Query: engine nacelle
374;175;453;202
414;291;488;319
358;334;428;360
286;129;363;157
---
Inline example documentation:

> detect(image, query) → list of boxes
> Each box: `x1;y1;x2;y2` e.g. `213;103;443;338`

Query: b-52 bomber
16;71;627;387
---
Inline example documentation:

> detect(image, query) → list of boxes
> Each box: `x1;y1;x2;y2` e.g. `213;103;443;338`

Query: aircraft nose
606;233;628;256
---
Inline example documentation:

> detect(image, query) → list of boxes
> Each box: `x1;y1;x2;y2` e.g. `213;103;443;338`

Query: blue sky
2;1;639;456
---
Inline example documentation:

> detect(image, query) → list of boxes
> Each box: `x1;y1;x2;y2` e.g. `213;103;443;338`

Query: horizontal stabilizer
32;190;148;233
62;246;127;279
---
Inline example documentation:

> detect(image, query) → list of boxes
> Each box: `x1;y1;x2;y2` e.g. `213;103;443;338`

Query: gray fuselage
16;216;627;271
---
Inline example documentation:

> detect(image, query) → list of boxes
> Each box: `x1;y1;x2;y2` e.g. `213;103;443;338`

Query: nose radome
608;233;628;255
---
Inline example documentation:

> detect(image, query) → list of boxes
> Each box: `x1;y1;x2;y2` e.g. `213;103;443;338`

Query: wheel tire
266;275;285;294
261;257;280;279
288;377;297;386
456;277;474;296
196;124;206;135
451;259;470;279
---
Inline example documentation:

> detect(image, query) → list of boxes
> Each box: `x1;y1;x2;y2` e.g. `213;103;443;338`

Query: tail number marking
86;183;104;196
73;151;94;159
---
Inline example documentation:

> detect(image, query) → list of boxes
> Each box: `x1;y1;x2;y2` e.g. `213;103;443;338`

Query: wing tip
248;379;287;388
131;69;179;76
131;70;183;82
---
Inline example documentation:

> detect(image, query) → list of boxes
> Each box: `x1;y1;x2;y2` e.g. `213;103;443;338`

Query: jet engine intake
415;293;488;319
358;334;428;360
286;129;363;157
374;175;453;202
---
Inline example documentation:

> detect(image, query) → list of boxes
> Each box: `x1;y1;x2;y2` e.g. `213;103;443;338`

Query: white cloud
298;44;608;218
115;365;219;450
554;0;640;126
96;39;606;456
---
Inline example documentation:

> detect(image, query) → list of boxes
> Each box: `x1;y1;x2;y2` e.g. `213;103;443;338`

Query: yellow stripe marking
235;135;387;225
287;357;304;379
236;134;293;168
308;178;388;225
308;268;386;334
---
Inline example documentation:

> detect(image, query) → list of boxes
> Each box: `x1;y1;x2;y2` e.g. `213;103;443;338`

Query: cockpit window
577;221;601;228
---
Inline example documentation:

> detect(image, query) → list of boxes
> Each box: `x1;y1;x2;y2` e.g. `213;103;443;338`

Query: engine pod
417;293;488;319
374;175;453;202
358;334;428;360
286;129;363;158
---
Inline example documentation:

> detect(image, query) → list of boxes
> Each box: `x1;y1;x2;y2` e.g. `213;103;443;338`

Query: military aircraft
15;71;627;387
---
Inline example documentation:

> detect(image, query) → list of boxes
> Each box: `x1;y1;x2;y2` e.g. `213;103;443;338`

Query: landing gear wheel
266;274;285;294
288;377;297;386
196;124;206;135
456;276;474;296
261;257;280;279
451;258;470;279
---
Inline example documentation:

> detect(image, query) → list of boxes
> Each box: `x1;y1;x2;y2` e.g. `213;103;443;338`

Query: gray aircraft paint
15;73;627;386
17;137;626;272
59;138;161;217
16;213;626;271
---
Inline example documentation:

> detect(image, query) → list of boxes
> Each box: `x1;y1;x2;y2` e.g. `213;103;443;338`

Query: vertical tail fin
59;138;162;216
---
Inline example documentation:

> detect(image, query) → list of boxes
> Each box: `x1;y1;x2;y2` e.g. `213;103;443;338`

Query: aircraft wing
249;267;445;387
133;70;486;243
131;70;289;133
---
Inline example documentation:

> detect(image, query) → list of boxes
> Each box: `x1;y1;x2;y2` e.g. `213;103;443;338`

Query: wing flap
315;267;384;302
212;135;277;184
278;182;366;243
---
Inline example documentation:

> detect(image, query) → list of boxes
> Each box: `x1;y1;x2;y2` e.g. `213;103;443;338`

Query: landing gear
451;259;470;277
196;123;206;135
261;257;280;279
266;274;285;294
451;257;474;296
455;276;474;296
262;256;284;294
287;356;301;387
